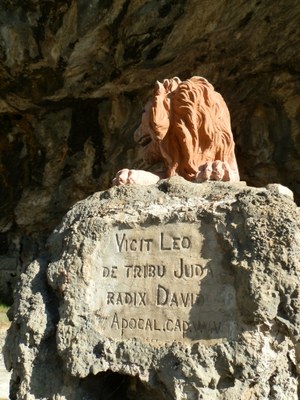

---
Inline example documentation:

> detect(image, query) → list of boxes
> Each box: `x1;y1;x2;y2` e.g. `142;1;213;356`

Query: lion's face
134;100;163;165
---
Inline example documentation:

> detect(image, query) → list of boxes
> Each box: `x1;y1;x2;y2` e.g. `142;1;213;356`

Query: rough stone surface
0;0;300;303
4;178;300;399
0;321;10;399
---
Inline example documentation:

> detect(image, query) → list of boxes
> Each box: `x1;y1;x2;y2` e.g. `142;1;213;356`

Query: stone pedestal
4;178;300;399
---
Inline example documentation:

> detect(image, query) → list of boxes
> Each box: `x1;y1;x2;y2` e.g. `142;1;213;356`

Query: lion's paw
112;169;160;186
196;161;231;182
112;169;134;186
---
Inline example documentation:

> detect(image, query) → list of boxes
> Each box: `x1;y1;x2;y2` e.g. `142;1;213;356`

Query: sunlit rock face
4;179;300;399
0;0;299;301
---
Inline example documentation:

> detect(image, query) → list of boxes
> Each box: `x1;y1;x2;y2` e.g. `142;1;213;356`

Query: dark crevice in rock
238;11;254;28
159;3;173;18
79;371;169;400
110;0;131;45
217;375;235;389
146;43;163;60
69;100;104;161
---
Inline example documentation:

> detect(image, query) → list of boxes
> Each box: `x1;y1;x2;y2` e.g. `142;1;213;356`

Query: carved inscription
90;224;238;342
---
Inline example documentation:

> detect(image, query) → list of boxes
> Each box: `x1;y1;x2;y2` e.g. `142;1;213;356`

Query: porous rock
4;178;300;399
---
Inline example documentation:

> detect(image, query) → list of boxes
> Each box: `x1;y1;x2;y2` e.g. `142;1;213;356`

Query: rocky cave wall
0;0;300;303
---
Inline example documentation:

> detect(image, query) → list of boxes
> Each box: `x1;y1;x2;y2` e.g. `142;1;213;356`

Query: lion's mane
148;76;238;180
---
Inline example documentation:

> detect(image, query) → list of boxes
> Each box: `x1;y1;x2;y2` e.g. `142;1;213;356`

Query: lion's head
134;76;239;181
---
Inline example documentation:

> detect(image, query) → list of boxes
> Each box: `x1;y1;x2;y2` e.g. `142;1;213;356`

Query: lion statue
113;76;240;186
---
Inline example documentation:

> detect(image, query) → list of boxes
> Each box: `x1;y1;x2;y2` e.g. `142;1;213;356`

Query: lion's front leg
112;169;161;186
196;161;238;182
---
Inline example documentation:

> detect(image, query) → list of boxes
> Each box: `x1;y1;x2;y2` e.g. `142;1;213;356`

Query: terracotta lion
113;76;239;186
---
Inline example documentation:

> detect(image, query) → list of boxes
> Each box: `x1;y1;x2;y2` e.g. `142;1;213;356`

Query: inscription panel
88;224;238;342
